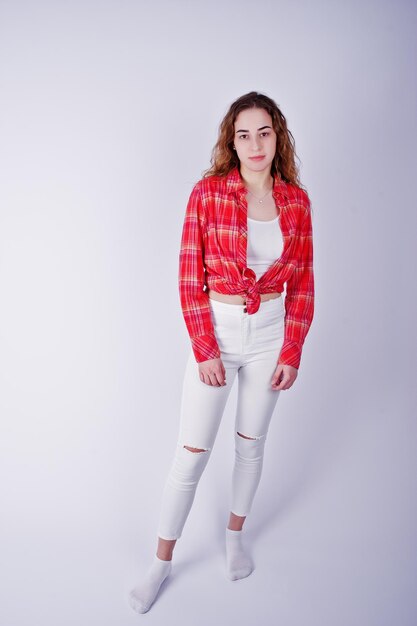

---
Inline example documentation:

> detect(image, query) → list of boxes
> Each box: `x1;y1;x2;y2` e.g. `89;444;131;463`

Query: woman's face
233;107;277;175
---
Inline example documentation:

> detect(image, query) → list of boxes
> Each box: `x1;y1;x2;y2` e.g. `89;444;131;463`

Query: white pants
156;295;286;540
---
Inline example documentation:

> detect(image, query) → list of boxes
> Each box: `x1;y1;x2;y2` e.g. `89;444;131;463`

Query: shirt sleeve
278;197;315;370
178;183;222;363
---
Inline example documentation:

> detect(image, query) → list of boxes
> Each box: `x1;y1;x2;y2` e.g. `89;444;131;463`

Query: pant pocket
252;304;285;349
211;310;241;354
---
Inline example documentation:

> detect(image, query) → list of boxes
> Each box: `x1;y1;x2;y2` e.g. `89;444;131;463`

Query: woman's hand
198;357;227;387
271;364;298;390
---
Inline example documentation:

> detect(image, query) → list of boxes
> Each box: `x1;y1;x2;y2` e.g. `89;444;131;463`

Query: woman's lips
249;156;265;161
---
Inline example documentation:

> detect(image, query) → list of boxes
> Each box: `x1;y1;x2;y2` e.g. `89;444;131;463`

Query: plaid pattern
178;167;314;369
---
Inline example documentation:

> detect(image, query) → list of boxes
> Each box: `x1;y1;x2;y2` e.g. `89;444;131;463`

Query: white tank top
247;216;283;281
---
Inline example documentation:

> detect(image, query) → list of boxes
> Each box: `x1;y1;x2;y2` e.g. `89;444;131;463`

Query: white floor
2;393;415;626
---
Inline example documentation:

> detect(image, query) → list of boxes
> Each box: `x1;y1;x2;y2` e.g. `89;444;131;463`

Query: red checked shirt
178;167;314;369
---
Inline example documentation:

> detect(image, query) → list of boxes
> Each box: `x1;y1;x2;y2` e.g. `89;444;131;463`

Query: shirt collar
225;166;290;200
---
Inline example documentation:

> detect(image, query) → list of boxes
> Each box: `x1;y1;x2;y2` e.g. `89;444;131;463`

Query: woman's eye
238;135;248;140
260;132;270;137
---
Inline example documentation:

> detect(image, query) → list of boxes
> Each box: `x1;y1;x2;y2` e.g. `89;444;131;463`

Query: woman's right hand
198;357;227;386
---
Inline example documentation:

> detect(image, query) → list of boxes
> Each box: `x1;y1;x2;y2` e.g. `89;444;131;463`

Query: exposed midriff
208;289;281;309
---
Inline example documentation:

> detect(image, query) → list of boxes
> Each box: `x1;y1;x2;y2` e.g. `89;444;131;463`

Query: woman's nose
250;137;261;151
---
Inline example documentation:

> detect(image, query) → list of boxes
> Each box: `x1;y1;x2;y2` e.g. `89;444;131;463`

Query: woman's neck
239;165;274;193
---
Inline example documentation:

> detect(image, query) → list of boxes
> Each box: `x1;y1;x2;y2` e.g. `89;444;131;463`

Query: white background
0;1;416;624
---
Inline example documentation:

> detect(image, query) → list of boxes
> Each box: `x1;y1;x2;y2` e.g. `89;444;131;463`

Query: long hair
203;91;305;189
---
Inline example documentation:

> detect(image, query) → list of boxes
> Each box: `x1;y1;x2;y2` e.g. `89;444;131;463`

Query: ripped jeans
156;295;286;540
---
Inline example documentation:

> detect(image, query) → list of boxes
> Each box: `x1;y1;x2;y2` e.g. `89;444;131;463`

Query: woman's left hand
271;364;298;390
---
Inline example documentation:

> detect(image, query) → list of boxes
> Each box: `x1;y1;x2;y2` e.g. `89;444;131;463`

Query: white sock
225;527;254;581
129;554;172;613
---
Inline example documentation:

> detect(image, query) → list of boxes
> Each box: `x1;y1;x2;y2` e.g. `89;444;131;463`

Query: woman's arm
278;194;315;370
178;183;222;363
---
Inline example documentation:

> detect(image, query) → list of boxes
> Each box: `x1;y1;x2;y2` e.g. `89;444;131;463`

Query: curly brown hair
203;91;305;190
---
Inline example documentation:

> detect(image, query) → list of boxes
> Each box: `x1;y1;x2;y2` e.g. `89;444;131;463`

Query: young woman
129;91;315;613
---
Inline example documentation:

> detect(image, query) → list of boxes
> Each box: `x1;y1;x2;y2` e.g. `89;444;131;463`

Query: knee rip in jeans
183;445;209;453
237;431;264;441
